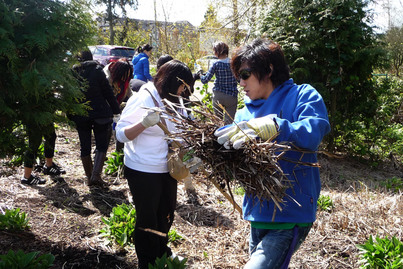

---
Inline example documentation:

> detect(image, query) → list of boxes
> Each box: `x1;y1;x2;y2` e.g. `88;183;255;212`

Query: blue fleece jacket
132;52;152;82
235;79;331;223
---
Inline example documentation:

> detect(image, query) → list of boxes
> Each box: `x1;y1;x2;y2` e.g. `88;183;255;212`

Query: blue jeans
244;225;312;269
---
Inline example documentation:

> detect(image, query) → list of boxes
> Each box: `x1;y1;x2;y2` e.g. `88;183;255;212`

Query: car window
93;48;108;56
111;48;135;57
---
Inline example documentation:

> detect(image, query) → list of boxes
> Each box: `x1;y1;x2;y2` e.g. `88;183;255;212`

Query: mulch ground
0;125;402;268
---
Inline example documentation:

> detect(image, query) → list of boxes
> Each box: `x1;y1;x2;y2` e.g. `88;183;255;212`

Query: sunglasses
239;68;253;80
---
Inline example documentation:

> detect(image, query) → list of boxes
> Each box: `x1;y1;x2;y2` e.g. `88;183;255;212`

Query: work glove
214;115;278;149
246;115;278;141
112;114;120;130
184;156;202;173
141;110;160;128
193;72;201;81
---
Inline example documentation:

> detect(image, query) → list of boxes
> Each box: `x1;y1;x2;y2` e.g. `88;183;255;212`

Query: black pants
124;166;177;269
73;116;111;157
23;123;56;168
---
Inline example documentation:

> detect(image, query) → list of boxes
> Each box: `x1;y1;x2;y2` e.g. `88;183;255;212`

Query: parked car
92;45;135;66
195;55;218;72
88;45;96;54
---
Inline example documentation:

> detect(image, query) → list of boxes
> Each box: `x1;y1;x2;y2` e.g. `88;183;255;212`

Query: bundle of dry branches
161;98;295;213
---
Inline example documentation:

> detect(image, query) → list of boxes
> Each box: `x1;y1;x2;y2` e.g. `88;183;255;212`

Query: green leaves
148;253;188;269
0;208;30;231
357;235;403;269
0;249;54;269
100;203;136;247
317;195;334;212
0;0;96;157
105;151;124;176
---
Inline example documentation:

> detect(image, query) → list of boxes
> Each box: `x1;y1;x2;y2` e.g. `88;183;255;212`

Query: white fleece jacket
115;82;178;173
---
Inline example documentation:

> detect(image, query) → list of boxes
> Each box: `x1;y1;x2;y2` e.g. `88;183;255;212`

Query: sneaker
21;175;46;185
170;252;185;262
43;163;66;176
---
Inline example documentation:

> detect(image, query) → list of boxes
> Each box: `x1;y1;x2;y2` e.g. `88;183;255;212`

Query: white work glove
214;122;250;149
141;110;160;128
184;156;202;173
214;115;278;149
112;114;120;130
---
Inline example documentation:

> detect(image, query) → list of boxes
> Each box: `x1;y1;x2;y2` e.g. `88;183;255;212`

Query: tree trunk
107;0;114;45
232;0;240;46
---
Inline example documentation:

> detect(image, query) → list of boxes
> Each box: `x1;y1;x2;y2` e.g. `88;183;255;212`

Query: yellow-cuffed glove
246;115;278;141
215;116;278;149
229;127;258;149
214;122;250;149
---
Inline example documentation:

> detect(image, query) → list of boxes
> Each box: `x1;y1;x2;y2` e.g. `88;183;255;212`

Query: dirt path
0;125;401;268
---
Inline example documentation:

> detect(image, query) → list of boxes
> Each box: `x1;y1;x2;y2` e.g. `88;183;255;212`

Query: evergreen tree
260;0;387;150
0;0;96;157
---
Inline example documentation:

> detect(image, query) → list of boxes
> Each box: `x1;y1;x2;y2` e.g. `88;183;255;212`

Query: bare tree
94;0;138;44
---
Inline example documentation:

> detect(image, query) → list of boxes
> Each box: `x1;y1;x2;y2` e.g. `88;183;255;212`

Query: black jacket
73;61;120;119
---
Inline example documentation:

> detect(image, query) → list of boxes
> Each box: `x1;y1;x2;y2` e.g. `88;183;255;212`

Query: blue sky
124;0;402;30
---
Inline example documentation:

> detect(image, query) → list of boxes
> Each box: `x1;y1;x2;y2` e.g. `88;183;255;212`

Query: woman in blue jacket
214;38;331;269
132;44;153;82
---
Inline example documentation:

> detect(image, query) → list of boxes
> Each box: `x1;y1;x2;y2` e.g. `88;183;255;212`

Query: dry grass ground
0;125;402;268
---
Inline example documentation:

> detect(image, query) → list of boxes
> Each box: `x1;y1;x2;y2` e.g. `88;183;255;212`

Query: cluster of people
20;38;330;269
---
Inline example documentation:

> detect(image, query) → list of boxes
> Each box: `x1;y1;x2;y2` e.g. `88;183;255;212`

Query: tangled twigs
159;98;315;214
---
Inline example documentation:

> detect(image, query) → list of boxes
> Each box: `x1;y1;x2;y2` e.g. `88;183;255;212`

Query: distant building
96;16;243;55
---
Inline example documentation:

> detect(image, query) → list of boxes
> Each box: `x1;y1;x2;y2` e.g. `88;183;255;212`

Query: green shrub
380;177;403;193
105;151;124;176
0;208;30;231
357;235;403;269
317;195;334;212
148;253;187;269
100;203;136;247
0;249;54;269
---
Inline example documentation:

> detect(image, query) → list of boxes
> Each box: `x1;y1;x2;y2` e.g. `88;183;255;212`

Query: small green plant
317;195;334;212
168;229;184;244
0;249;54;269
148;253;187;269
105;151;124;176
357;235;403;269
380;177;403;193
199;84;213;110
0;208;30;231
100;203;136;247
233;186;245;196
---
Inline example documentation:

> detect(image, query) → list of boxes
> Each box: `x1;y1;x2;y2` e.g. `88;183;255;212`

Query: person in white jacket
115;60;194;268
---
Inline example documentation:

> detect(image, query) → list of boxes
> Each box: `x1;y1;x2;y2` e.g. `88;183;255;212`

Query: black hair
156;54;174;70
137;43;153;53
231;38;290;88
109;58;133;82
77;50;93;62
213;41;229;57
154;60;194;103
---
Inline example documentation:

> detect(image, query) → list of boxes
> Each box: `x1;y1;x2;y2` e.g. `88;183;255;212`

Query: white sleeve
115;91;153;142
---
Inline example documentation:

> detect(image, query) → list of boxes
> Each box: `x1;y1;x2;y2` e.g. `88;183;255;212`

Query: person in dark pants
21;123;65;185
70;50;121;186
116;60;194;268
